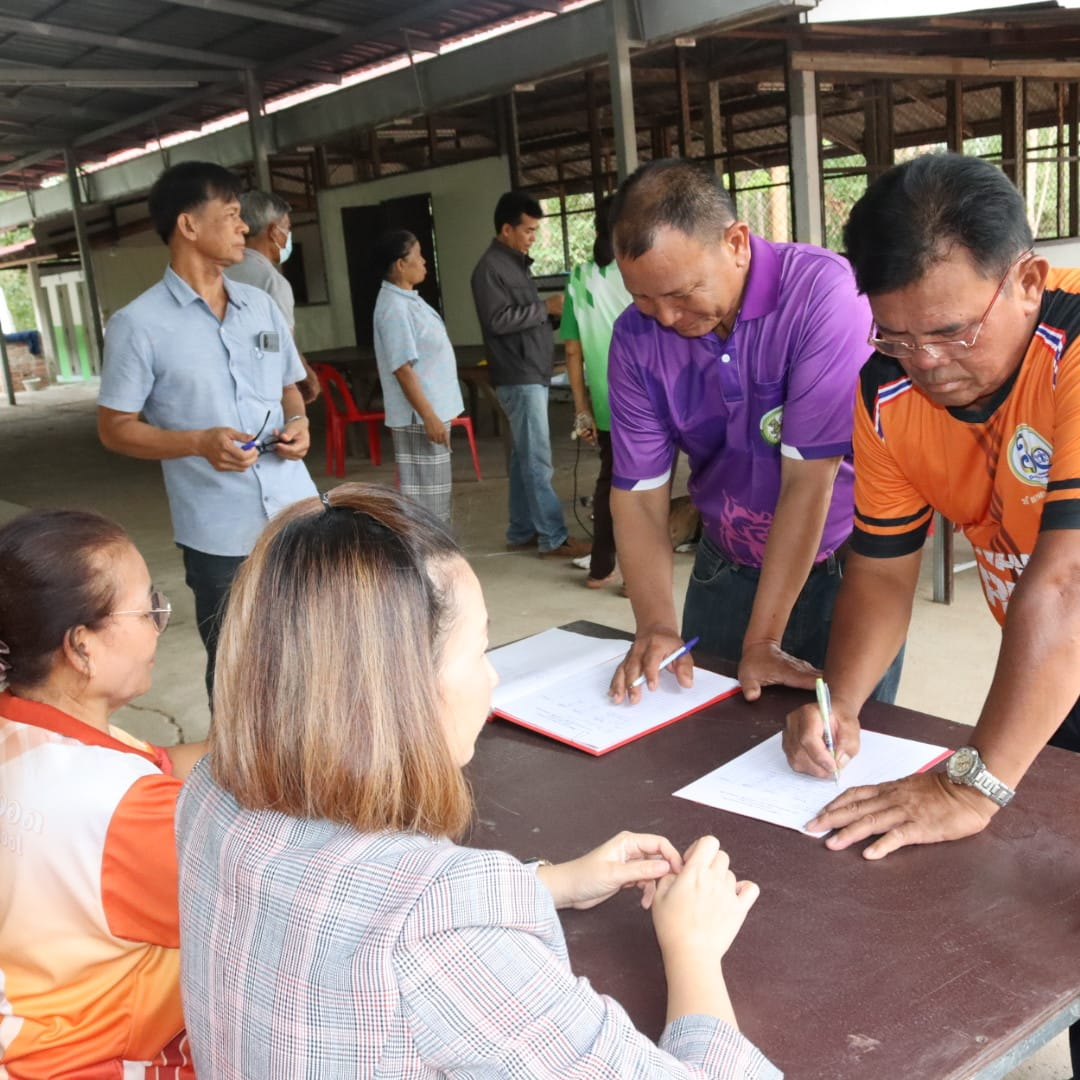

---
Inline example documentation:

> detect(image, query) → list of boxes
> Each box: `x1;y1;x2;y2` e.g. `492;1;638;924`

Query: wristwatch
945;746;1015;807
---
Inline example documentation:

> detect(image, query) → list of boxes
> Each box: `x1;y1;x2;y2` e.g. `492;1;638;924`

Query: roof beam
791;51;1080;80
0;91;126;123
257;0;470;79
156;0;349;37
0;0;806;208
0;148;58;178
0;67;243;87
68;80;245;149
0;14;256;69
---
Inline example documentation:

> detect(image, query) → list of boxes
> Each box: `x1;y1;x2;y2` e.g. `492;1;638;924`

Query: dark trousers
588;430;616;581
681;533;904;703
180;545;246;704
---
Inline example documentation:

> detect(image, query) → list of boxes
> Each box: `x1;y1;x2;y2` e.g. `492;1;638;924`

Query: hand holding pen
630;636;700;689
610;629;698;705
815;677;841;786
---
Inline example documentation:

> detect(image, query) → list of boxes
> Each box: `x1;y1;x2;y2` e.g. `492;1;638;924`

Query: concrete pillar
0;329;12;405
606;0;638;180
63;148;104;370
788;68;823;246
27;263;55;373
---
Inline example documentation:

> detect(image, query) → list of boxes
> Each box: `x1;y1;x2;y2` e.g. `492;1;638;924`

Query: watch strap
969;763;1015;807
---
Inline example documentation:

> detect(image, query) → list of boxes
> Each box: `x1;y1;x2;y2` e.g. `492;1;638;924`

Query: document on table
487;627;739;755
674;730;951;836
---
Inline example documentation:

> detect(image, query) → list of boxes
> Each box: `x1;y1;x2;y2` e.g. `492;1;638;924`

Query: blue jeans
495;384;568;552
681;534;904;704
181;545;246;705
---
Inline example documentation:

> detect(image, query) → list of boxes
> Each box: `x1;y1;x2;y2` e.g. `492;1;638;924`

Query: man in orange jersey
784;153;1080;864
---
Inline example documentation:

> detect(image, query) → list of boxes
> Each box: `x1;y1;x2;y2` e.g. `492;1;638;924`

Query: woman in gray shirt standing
372;229;464;523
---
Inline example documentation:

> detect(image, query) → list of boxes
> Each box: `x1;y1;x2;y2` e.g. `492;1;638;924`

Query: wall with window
304;155;511;350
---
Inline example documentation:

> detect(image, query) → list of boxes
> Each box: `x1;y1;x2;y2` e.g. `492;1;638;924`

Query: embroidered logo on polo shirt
1007;424;1052;487
759;406;783;446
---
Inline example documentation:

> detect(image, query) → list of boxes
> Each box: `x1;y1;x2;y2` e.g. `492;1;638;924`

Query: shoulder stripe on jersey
1047;478;1080;492
858;352;907;418
855;505;932;528
1035;323;1066;389
872;376;913;437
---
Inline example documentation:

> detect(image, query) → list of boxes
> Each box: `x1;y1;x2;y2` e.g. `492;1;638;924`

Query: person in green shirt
561;201;633;589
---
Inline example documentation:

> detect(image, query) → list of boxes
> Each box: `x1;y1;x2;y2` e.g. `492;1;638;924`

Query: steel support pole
244;70;272;191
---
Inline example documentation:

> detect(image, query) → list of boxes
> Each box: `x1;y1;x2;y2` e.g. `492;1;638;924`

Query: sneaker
538;536;592;559
571;554;592;571
506;536;539;552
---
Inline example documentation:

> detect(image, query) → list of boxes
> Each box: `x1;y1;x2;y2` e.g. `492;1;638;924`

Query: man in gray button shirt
470;191;590;559
98;161;317;701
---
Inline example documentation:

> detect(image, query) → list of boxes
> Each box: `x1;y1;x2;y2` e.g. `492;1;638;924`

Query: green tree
0;204;36;330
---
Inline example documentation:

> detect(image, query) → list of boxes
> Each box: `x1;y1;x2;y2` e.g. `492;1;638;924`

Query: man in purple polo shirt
607;159;903;704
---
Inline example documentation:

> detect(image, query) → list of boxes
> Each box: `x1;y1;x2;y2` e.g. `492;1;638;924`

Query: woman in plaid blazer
176;483;779;1079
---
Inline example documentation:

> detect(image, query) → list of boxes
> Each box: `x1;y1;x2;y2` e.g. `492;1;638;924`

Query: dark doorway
341;193;443;348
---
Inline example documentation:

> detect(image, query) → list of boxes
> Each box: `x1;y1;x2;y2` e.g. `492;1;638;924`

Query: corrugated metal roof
0;0;594;185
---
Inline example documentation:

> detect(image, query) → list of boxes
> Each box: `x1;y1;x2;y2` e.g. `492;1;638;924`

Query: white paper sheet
488;629;627;711
487;628;739;754
498;662;739;753
674;730;951;835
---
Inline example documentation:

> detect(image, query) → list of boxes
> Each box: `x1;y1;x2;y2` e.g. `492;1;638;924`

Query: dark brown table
467;622;1080;1079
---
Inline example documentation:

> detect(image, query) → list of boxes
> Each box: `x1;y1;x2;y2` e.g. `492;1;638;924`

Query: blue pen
815;676;841;786
629;635;700;690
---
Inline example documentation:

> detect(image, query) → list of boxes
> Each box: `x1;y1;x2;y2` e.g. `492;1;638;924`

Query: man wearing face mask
226;190;319;403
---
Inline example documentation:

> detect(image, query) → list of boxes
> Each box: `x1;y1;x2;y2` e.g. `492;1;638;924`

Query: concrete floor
0;380;1068;1079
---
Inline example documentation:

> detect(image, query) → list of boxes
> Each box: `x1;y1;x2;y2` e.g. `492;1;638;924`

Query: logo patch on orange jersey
1008;424;1052;487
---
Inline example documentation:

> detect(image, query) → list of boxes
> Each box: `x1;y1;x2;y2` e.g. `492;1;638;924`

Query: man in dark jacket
471;191;591;559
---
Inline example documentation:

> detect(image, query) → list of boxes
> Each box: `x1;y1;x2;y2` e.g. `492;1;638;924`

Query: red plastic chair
312;363;385;477
451;415;482;481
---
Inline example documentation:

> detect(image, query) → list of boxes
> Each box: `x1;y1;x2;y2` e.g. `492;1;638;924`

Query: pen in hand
815;676;841;786
629;636;700;690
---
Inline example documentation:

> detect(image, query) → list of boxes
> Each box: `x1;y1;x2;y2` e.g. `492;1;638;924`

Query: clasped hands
537;832;759;961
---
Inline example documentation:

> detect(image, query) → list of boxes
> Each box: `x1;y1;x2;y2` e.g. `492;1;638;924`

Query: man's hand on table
784;699;862;777
609;626;694;705
806;770;998;860
738;640;821;702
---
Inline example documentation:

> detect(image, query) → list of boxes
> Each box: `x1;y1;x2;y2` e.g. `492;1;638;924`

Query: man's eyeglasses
241;410;281;455
868;249;1034;362
111;588;172;633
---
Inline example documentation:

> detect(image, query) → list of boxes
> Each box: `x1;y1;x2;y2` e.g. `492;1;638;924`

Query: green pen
815;676;841;786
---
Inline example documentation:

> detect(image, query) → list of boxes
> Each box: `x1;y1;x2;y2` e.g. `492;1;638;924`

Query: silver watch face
948;746;979;783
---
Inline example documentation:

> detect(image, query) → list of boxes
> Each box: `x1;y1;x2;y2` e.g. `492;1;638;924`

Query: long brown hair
210;483;473;837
